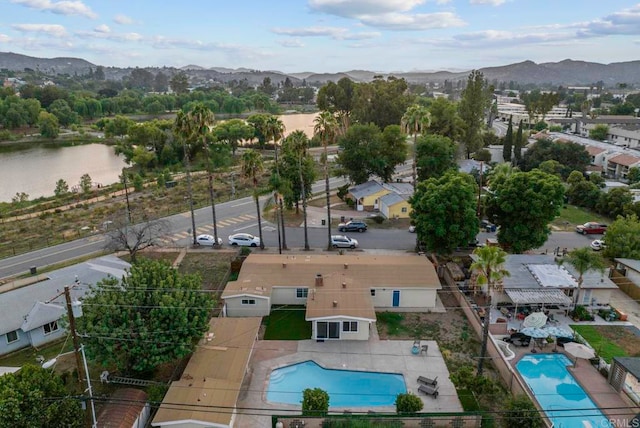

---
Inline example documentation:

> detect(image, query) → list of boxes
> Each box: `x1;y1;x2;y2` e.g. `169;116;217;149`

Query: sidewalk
303;204;363;228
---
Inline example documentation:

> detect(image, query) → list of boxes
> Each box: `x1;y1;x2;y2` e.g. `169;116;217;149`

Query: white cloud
94;24;110;33
359;12;465;30
278;39;305;48
308;0;465;31
12;23;68;37
11;0;97;19
76;30;143;42
470;0;506;5
577;4;640;38
272;26;380;40
309;0;426;17
0;34;11;43
113;14;134;25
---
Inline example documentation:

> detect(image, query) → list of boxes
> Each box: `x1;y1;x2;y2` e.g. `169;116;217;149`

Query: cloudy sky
2;0;640;73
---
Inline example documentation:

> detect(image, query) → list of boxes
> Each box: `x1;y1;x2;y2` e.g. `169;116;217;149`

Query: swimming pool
516;354;612;428
267;360;406;407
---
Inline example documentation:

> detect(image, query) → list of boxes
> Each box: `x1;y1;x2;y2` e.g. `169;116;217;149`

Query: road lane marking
231;201;253;207
234;223;258;232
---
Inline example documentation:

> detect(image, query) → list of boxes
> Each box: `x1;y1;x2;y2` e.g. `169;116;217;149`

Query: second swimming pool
266;360;406;407
516;354;612;428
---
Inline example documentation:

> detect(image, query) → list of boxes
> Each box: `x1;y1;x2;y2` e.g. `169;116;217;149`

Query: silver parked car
196;234;222;247
228;233;261;247
331;235;358;249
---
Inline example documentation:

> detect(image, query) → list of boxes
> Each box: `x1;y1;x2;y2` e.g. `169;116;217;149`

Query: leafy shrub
501;395;543;428
395;392;423;413
302;387;329;416
370;215;385;224
336;184;349;201
240;247;252;256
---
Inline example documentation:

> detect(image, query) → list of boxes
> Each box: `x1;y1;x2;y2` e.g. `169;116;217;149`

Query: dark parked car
338;220;367;233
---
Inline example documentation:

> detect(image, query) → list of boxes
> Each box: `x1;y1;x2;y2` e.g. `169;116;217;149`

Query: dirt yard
377;290;480;367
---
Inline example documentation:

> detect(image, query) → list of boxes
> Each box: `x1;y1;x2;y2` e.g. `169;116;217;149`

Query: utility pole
184;146;197;246
477;161;484;218
64;285;83;383
121;169;132;224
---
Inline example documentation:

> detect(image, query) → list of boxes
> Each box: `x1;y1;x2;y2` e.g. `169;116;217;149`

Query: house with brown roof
97;388;149;428
221;254;440;341
152;317;261;428
606;153;640;179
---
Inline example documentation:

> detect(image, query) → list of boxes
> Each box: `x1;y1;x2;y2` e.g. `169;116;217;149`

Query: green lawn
263;305;311;340
571;325;628;363
552;205;611;229
0;337;74;367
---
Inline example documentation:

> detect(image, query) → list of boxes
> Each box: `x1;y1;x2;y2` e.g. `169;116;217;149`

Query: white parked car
409;225;416;233
590;239;606;251
331;235;358;249
196;234;222;247
228;233;261;247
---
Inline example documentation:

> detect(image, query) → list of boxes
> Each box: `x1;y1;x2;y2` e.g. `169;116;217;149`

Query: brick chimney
315;274;323;287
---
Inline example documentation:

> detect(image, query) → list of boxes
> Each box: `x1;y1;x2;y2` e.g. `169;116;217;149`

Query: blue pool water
266;361;406;407
516;354;612;428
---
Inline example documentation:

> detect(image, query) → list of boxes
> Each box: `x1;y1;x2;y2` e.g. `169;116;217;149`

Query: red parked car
575;222;607;235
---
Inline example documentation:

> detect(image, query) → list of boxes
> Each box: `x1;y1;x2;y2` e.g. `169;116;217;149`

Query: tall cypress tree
513;120;524;164
503;116;513;162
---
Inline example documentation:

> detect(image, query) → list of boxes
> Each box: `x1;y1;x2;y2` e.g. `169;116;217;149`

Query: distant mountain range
1;51;639;86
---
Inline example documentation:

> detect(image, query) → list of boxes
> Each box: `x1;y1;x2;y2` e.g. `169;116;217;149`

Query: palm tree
241;149;265;250
174;110;198;246
287;130;311;250
401;105;431;189
560;248;606;309
470;245;510;376
265;116;287;250
189;104;220;247
314;111;339;251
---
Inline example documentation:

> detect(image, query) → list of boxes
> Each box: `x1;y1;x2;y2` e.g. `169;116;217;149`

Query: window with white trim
342;321;358;332
241;299;256;305
401;207;407;213
6;330;18;344
43;321;59;335
296;288;308;299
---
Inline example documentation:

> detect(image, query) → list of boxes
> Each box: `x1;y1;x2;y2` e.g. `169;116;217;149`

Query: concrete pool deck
235;339;463;428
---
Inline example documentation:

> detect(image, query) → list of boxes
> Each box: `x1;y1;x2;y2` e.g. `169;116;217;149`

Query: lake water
0;113;318;202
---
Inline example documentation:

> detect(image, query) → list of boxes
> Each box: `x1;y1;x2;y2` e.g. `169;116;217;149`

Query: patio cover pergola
505;289;572;306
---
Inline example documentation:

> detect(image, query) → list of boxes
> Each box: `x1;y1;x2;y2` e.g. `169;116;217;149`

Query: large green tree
604;215;640;259
520;138;590;179
402;104;431;188
212;118;254;156
561;247;606;307
486;169;565;253
0;365;83;428
77;259;214;374
410;171;478;254
280;130;316;250
428;97;463;141
352;76;413;130
316;77;355;133
470;246;509;376
38;111;59;139
513;119;524;163
597;187;633;219
314;111;339;250
415;134;457;181
458;70;491;158
503;116;513;163
241;149;266;249
589;124;609;141
566;172;601;209
337;123;407;184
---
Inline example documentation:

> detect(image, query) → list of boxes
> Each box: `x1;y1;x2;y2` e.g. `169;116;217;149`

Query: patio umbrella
564;342;596;367
519;327;549;338
564;342;595;360
523;312;548;328
542;326;574;338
